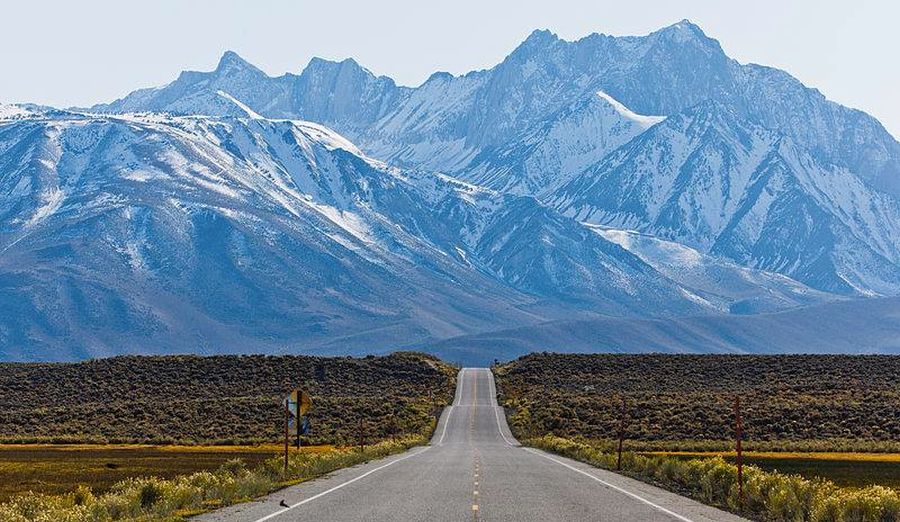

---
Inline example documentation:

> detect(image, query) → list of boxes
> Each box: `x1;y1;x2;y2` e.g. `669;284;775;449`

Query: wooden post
734;396;744;506
283;395;290;476
616;397;626;471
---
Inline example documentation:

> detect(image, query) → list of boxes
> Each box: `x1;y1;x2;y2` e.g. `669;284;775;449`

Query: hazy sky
2;0;897;137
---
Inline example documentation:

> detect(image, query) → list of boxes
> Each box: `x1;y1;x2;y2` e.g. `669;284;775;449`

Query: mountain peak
302;56;372;79
215;51;259;75
425;71;454;83
505;29;560;63
666;19;705;33
521;28;559;48
652;19;715;44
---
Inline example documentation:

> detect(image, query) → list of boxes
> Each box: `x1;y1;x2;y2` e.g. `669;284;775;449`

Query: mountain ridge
2;20;897;361
0;106;844;361
87;21;900;204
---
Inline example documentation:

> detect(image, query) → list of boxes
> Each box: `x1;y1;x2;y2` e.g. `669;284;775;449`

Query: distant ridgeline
2;20;900;361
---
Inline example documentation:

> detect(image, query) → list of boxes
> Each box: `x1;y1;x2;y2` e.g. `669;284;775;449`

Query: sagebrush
532;436;900;522
0;435;429;521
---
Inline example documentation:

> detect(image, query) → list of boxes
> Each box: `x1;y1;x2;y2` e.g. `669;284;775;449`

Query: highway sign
300;416;311;435
299;390;312;415
283;388;313;470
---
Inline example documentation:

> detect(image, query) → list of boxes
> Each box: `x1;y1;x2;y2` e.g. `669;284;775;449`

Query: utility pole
734;396;744;506
616;397;626;471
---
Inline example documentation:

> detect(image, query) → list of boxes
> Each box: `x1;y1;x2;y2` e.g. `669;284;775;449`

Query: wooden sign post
283;388;311;475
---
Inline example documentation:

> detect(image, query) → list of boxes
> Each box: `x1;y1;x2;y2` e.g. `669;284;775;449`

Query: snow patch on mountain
26;186;65;227
217;90;263;119
460;90;666;195
595;91;665;127
0;104;31;120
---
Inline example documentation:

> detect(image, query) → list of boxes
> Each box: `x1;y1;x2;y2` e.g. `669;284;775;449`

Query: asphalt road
198;368;747;521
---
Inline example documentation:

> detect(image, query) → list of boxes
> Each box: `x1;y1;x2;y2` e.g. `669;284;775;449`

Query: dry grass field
0;444;312;502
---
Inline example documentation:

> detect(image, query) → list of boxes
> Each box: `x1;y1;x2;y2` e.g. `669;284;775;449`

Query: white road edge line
436;405;454;445
486;371;516;446
523;448;696;522
251;446;431;522
455;368;466;404
437;368;465;446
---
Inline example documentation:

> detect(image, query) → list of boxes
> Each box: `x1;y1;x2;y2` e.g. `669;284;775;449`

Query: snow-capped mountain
87;21;900;296
460;91;665;196
94;21;900;200
92;52;406;143
4;20;899;361
550;102;900;295
0;106;535;359
91;51;294;119
9;104;821;360
0;101;844;361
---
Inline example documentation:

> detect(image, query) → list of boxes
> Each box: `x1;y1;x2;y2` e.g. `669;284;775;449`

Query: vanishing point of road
198;368;747;521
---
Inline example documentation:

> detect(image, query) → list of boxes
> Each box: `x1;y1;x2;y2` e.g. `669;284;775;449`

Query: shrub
495;354;900;449
530;436;900;522
0;352;455;446
139;481;162;509
0;430;432;521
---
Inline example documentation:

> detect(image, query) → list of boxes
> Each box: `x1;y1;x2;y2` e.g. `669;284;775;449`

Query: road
198;368;747;521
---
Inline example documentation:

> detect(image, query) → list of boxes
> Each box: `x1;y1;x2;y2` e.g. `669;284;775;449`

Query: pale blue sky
2;0;896;137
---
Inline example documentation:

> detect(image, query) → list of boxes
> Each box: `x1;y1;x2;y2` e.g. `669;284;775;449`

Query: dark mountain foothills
495;353;900;447
2;351;899;451
0;352;456;445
